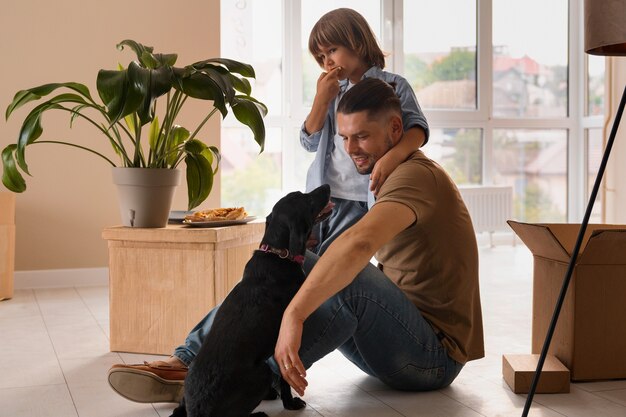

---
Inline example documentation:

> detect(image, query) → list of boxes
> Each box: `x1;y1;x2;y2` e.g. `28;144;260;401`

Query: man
108;78;484;402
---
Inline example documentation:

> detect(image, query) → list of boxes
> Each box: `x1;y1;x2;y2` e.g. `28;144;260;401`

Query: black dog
171;184;333;417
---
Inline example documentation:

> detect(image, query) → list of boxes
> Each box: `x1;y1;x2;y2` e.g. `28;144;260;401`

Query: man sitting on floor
107;78;484;403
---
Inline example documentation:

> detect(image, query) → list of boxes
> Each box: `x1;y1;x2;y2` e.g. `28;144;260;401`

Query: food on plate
184;207;248;222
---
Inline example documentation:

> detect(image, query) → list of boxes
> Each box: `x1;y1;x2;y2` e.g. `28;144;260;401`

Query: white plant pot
112;167;182;228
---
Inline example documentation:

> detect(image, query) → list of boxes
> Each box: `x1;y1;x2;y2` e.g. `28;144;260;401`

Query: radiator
458;186;513;234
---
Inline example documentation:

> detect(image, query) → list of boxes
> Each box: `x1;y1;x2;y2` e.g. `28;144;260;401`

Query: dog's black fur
170;184;332;417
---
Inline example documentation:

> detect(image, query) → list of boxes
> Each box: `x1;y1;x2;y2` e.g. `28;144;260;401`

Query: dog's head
262;184;333;258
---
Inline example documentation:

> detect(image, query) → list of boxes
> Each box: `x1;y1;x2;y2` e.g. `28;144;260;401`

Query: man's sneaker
107;361;188;403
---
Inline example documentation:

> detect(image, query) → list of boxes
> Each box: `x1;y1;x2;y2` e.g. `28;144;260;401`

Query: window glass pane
221;0;283;116
301;1;381;107
403;1;477;110
424;128;482;185
586;128;603;222
587;55;605;116
221;0;283;215
285;128;316;193
221;127;282;217
493;0;568;118
493;129;567;222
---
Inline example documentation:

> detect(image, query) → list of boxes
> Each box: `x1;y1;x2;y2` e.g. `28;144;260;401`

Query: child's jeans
311;197;368;255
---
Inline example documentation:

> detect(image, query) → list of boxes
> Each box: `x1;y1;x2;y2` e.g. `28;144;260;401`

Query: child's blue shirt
300;66;430;197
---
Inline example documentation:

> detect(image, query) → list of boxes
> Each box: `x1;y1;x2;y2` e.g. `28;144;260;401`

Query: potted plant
1;39;267;227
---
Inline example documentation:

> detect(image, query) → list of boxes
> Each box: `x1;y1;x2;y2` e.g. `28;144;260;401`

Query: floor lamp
521;1;626;416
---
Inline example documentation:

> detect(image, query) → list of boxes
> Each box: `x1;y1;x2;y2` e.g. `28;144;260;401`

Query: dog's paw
283;396;306;410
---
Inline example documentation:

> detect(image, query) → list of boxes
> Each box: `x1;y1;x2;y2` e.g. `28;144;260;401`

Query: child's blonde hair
308;8;386;70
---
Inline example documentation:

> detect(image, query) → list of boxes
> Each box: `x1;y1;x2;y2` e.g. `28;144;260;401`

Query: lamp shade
585;0;626;56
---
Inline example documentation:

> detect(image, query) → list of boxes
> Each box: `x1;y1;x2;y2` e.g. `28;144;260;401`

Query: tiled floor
2;241;626;417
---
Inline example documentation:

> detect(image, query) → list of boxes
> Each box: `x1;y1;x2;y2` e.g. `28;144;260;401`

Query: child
302;8;430;255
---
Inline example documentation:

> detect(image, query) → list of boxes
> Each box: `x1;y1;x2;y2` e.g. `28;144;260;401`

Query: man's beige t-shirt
374;150;484;364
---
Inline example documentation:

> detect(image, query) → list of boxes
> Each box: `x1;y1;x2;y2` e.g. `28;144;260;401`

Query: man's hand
370;150;404;197
274;312;308;396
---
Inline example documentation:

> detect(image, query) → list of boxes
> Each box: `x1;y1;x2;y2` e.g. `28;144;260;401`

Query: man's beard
350;135;394;175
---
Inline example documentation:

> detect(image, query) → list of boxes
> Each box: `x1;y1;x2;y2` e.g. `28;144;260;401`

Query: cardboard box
503;354;570;393
508;221;626;381
0;192;16;301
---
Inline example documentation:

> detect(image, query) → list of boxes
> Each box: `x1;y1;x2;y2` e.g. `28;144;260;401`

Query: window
423;129;483;185
493;129;568;222
492;0;568;118
220;0;603;223
584;55;605;222
587;55;605;116
403;0;477;110
586;128;603;222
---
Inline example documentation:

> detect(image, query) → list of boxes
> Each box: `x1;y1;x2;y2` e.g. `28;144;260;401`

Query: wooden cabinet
1;192;15;301
102;222;265;354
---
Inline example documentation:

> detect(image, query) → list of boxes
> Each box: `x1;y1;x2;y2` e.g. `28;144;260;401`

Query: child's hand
370;151;403;197
315;67;342;105
371;127;425;196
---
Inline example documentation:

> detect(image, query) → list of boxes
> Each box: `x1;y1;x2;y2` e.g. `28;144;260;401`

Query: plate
182;216;257;228
169;210;194;223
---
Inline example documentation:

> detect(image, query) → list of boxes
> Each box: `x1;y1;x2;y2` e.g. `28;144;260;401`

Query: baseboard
14;267;109;289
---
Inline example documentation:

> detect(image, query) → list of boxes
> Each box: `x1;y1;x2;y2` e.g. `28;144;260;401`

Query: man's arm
274;200;416;394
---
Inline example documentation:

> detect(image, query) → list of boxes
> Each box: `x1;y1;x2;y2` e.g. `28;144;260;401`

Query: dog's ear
265;213;273;233
288;222;308;257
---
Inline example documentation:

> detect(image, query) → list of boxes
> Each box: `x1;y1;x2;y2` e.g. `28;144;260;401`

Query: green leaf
173;69;228;117
154;53;177;67
127;61;173;125
185;153;213;210
15;108;44;174
193;58;255;78
123;113;136;136
184;138;208;154
203;145;221;174
16;94;96;174
166;126;190;165
140;51;160;69
96;69;143;125
148;116;160;152
193;65;235;103
231;96;267;152
6;82;93;120
228;73;252;95
116;40;154;60
69;104;90;128
1;145;26;192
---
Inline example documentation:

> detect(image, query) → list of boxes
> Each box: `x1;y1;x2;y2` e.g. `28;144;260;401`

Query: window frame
221;0;603;222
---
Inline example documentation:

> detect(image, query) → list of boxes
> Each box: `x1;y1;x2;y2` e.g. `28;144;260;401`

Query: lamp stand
521;83;626;416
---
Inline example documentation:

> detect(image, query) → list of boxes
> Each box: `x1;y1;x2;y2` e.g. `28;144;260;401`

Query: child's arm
370;127;425;196
304;67;342;135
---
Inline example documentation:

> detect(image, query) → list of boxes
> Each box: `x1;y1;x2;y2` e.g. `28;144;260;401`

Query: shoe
107;361;188;403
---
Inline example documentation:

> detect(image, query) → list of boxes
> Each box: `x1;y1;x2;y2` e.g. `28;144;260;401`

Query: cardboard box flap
578;229;626;264
508;221;570;262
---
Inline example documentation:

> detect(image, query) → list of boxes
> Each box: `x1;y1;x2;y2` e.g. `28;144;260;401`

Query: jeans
173;251;463;391
311;197;368;256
